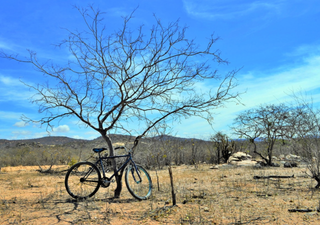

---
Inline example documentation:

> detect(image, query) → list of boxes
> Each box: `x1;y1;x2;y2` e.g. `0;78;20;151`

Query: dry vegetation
1;164;320;224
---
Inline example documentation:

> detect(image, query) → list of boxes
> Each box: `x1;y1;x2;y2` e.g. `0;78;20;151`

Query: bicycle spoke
125;165;152;200
65;162;101;199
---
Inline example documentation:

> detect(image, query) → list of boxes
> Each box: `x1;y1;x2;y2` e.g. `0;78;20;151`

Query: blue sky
1;0;320;140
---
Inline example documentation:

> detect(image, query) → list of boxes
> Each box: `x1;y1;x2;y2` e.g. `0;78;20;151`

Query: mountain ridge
0;134;207;149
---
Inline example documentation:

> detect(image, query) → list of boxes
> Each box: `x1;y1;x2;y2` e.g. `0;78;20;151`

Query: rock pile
227;152;257;166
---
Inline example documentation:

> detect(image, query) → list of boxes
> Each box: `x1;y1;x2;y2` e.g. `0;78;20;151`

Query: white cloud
0;74;23;86
0;74;34;103
106;7;128;17
182;0;318;20
0;39;14;51
11;130;32;139
183;0;283;20
173;45;320;138
240;55;320;107
284;44;320;60
0;111;22;120
53;125;70;133
14;121;28;127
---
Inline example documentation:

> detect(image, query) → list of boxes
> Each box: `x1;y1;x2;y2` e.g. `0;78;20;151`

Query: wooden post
168;166;176;205
156;169;160;191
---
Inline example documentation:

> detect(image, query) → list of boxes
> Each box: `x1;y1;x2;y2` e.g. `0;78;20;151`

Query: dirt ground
1;164;320;224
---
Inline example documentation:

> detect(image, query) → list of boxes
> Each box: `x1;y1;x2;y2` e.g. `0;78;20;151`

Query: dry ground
1;164;320;224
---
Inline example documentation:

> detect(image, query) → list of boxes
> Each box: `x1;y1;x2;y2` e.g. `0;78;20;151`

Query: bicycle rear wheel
65;161;101;199
125;164;152;200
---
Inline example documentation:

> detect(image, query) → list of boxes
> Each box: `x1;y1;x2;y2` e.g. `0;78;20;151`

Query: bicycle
65;145;152;200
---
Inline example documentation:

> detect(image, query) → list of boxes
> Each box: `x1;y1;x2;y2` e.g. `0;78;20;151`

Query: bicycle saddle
92;147;107;153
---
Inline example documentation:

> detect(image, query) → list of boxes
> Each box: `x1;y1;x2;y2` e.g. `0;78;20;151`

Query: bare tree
211;132;236;164
1;6;240;197
289;94;320;188
232;104;295;166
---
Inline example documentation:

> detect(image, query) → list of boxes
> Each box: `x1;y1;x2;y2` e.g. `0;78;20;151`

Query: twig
253;175;294;179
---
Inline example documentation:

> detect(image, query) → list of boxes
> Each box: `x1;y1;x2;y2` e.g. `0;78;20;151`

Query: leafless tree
211;132;236;164
1;6;240;197
289;94;320;188
232;104;298;166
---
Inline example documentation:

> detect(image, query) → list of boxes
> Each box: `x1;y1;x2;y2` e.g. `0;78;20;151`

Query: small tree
232;104;296;166
289;94;320;188
1;6;240;198
211;132;235;164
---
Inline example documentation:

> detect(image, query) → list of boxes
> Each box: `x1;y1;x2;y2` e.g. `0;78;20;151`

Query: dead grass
1;164;320;224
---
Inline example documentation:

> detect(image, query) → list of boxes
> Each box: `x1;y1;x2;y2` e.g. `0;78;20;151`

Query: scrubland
1;164;320;224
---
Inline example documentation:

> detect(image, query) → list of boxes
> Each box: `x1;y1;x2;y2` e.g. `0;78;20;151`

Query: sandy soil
1;164;320;224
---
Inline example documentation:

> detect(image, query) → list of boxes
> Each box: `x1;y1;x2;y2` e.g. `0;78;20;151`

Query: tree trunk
315;176;320;189
267;149;272;166
267;140;275;166
216;145;220;164
100;131;123;198
253;141;268;164
114;167;125;198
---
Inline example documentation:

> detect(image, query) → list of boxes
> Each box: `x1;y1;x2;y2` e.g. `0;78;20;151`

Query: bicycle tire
65;161;101;199
125;164;152;200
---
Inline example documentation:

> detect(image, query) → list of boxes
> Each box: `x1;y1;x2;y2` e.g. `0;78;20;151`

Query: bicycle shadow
64;197;138;204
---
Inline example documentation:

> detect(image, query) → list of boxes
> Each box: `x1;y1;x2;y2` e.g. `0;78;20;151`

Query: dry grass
1;164;320;224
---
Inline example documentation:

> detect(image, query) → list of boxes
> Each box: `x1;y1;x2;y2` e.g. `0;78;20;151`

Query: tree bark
114;167;125;198
100;131;123;198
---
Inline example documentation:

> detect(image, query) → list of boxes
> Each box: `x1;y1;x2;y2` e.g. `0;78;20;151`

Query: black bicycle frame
96;152;142;182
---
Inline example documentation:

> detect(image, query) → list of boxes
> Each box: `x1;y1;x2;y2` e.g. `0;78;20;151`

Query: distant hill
0;136;89;149
22;136;87;145
150;135;204;142
0;134;208;150
0;134;223;167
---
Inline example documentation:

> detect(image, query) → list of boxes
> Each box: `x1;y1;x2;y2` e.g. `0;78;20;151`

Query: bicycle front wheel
125;164;152;200
65;161;101;199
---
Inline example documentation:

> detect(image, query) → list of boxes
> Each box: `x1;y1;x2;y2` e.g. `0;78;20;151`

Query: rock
257;161;268;167
227;152;252;163
219;164;234;168
284;162;298;168
286;154;301;161
226;152;257;167
271;163;280;167
209;165;219;169
234;160;257;167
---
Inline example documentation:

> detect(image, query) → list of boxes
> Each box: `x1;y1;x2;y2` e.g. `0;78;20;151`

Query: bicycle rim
65;162;101;199
125;165;152;200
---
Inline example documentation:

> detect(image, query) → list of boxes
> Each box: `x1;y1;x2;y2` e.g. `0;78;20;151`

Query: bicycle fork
130;164;142;184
